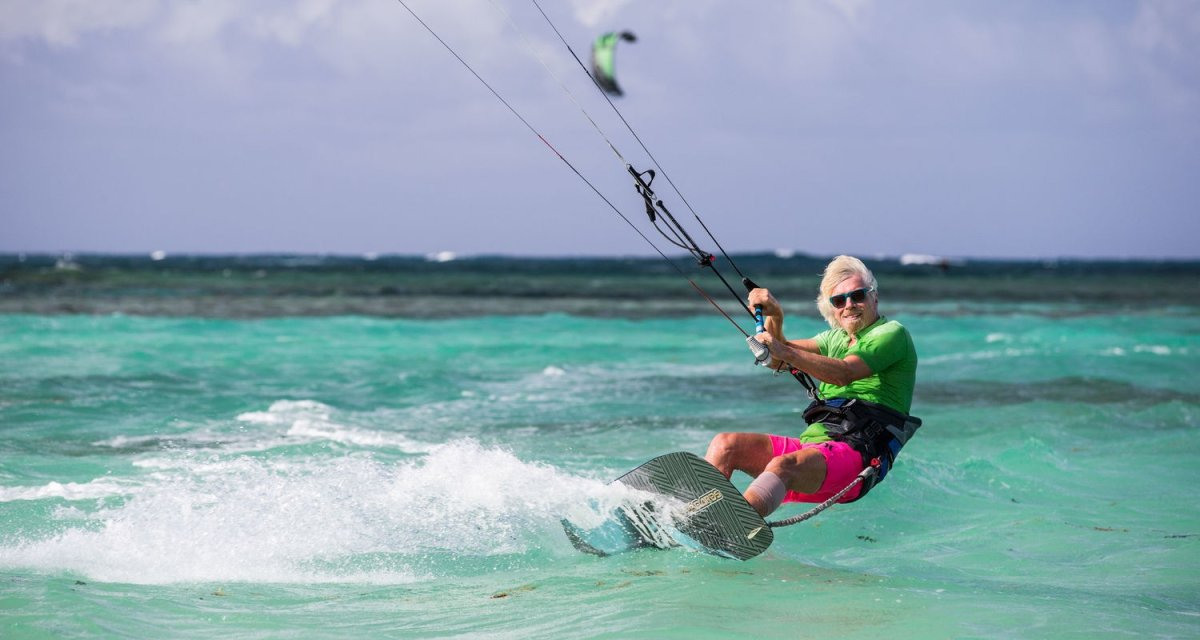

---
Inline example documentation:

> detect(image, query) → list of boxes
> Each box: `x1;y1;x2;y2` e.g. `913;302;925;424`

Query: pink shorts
768;436;865;504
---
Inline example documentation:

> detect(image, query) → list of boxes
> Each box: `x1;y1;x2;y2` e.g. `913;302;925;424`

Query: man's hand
746;288;781;316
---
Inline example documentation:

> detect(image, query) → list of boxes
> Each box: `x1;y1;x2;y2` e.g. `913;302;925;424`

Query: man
705;255;919;517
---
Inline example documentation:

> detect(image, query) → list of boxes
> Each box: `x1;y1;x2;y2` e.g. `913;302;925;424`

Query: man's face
830;275;878;335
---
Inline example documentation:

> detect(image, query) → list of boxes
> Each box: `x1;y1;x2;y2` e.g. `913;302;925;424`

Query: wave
0;478;138;502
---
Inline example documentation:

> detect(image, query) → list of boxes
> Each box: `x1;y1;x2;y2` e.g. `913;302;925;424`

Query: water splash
0;438;646;584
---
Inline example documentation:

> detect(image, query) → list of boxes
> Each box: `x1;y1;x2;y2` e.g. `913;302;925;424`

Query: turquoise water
2;262;1199;638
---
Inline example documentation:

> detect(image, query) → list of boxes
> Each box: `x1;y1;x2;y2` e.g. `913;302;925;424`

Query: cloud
0;0;157;47
2;0;1197;256
4;1;1193;117
250;0;339;47
155;0;240;46
568;0;638;29
1129;0;1200;116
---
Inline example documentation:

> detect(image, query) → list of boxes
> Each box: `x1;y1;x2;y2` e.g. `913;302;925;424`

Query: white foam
1134;344;1172;356
1103;345;1175;357
0;478;136;502
0;439;640;584
285;421;435;451
236;399;334;426
923;347;1038;365
93;434;165;449
234;399;436;452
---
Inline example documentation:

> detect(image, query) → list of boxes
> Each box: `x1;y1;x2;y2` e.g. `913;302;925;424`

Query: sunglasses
828;286;875;309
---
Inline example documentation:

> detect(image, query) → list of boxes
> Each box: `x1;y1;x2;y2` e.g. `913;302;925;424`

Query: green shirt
798;316;918;442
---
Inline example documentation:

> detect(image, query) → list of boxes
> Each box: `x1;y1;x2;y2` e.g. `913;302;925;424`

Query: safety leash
765;464;876;528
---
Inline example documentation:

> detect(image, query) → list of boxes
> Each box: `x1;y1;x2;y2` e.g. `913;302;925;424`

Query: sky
1;0;1198;259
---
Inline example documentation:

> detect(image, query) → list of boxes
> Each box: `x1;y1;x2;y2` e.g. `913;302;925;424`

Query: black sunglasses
828;286;875;309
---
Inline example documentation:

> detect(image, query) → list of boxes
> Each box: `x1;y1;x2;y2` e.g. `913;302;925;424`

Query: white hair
815;255;878;328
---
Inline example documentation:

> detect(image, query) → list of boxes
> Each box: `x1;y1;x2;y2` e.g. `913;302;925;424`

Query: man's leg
743;448;828;516
706;432;829;517
705;432;774;478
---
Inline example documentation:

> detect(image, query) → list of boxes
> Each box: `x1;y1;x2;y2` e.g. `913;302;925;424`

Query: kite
591;31;637;96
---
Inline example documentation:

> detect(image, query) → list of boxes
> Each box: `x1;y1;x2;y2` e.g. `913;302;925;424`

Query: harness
801;397;922;500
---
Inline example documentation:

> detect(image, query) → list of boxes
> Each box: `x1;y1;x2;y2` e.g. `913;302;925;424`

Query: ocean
1;253;1197;639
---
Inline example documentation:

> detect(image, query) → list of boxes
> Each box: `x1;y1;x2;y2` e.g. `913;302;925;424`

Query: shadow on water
917;377;1200;407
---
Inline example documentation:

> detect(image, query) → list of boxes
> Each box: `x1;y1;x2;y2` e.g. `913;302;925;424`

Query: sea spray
0;433;660;584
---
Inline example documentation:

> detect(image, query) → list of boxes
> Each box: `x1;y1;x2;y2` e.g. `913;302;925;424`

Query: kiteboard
561;451;773;561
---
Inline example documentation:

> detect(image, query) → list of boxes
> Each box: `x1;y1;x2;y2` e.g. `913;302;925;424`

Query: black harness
802;397;922;500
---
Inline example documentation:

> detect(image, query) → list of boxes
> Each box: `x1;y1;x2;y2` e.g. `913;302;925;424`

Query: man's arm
761;336;874;387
